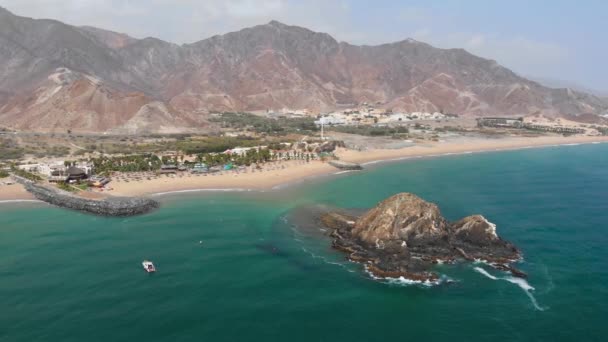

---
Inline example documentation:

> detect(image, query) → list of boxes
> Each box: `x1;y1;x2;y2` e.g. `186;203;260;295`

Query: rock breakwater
328;160;363;170
21;181;159;217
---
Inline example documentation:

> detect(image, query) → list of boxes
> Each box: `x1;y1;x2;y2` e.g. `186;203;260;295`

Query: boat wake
474;266;546;311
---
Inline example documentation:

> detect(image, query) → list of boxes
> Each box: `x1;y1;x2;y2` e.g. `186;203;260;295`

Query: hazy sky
1;0;606;92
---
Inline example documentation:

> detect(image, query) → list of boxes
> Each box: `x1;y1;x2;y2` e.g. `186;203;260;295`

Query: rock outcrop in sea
321;193;524;282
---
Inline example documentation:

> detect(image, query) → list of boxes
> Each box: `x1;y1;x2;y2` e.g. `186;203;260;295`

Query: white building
37;162;67;177
315;115;347;126
224;146;268;156
18;161;93;177
383;113;412;123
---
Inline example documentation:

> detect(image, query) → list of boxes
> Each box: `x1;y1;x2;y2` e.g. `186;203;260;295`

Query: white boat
142;260;156;273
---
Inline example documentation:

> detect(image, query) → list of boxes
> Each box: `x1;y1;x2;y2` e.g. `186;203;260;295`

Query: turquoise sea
1;143;607;341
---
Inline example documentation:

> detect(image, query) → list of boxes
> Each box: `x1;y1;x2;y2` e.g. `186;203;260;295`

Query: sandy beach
108;160;337;197
337;135;608;164
107;135;608;197
0;183;35;201
1;135;607;201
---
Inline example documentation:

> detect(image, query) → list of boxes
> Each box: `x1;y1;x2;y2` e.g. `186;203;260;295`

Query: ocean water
1;143;607;341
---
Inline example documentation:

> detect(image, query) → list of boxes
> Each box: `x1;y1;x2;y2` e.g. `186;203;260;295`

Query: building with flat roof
477;117;524;128
160;164;178;174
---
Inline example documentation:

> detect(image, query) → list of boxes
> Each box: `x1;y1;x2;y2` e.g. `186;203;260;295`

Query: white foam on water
363;265;445;287
334;170;357;175
504;276;534;291
540;264;555;294
361;160;382;166
0;200;43;204
362;156;412;166
473;258;490;264
474;266;546;311
151;188;255;196
504;277;545;311
474;266;498;280
301;247;350;270
385;276;435;287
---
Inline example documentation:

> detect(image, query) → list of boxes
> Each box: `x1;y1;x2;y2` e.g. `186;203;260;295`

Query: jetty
13;176;159;217
328;160;363;171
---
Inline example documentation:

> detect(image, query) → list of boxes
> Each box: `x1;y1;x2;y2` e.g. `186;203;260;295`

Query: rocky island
320;193;524;282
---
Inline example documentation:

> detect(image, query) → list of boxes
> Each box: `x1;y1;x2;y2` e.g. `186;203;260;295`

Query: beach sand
337;135;608;164
0;183;35;201
1;135;607;200
108;135;608;197
109;160;337;197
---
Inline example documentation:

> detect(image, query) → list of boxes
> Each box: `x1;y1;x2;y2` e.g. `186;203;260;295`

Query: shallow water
1;144;607;341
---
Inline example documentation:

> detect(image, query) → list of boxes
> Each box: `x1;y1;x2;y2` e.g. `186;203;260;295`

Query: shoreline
1;135;607;202
336;135;608;165
120;135;608;197
358;140;605;166
0;184;36;201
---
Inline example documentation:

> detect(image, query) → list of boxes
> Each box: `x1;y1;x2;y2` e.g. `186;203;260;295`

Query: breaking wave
0;199;43;204
151;188;256;196
334;170;358;175
474;266;546;311
363;265;452;287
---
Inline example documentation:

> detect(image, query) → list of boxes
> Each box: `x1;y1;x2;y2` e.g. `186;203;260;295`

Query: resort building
66;167;87;182
477;117;524;128
314;115;347;126
523;124;585;134
160;164;178;174
224;146;268;156
19;161;93;178
191;163;208;173
87;176;110;188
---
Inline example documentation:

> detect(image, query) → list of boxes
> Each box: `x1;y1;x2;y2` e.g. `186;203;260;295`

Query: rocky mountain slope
321;193;523;282
0;7;606;133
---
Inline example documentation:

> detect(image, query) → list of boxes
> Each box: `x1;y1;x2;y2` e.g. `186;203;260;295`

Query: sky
1;0;606;93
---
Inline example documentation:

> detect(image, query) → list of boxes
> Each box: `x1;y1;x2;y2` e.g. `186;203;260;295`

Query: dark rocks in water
320;193;523;282
328;161;363;171
23;182;159;217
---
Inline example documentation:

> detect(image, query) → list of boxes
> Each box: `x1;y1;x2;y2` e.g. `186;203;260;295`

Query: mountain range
1;6;606;133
